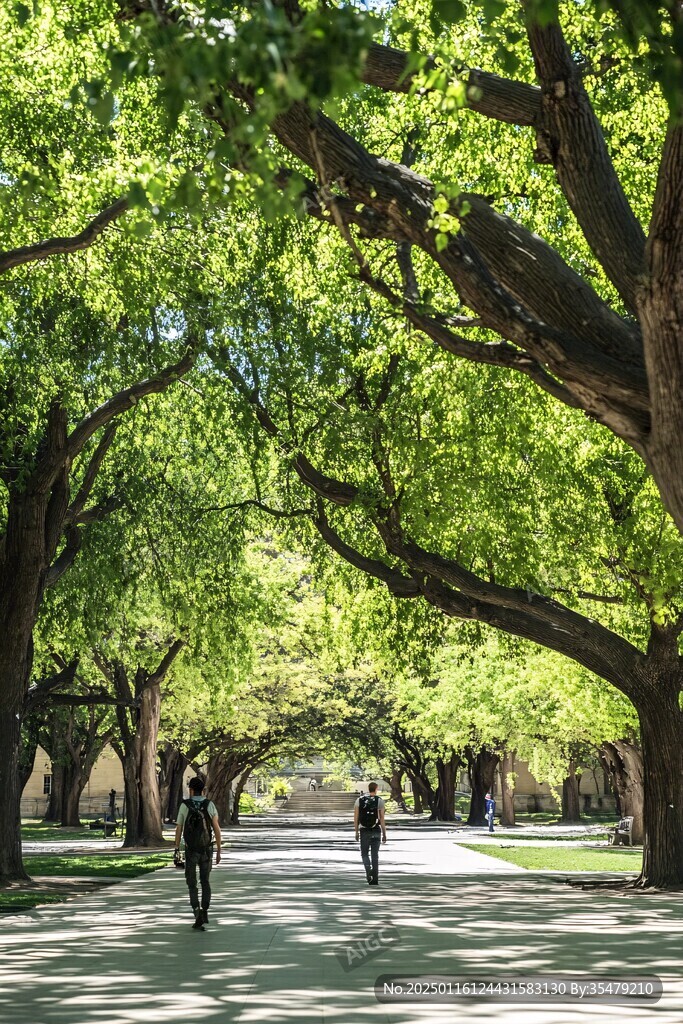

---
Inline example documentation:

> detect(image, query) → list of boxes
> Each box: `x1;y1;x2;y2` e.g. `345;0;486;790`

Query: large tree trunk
106;645;184;848
430;753;460;821
205;749;241;827
120;681;163;847
114;677;164;847
414;774;437;817
62;761;84;828
159;742;186;821
500;749;516;827
138;682;162;843
384;768;408;811
600;739;644;844
634;676;683;889
466;747;500;826
561;759;582;823
230;766;255;826
407;773;424;814
0;705;28;881
0;414;71;882
42;709;68;822
44;763;65;822
59;711;113;829
19;717;40;795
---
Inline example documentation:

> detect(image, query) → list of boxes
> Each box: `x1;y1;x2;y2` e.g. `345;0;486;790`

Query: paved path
3;820;683;1023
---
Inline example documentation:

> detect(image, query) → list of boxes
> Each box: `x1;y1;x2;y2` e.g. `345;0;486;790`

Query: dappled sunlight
3;821;683;1022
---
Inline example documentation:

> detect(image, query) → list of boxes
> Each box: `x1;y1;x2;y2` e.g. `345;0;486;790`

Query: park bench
89;819;118;837
607;816;634;846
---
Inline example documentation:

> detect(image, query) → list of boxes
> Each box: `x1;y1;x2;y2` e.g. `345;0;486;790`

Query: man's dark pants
185;850;212;911
360;827;381;882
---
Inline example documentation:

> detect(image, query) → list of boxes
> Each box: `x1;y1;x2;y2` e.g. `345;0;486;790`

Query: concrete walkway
3;820;683;1023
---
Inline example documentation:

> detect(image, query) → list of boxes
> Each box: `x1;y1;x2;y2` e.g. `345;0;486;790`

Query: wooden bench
607;816;634;846
89;819;118;837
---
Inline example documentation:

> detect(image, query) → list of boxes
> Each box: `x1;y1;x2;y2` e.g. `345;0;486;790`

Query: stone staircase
279;791;358;815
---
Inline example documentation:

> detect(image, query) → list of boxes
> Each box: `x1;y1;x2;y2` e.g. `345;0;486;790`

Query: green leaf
431;0;467;27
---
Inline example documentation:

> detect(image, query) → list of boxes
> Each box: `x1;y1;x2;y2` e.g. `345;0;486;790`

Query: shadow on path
2;821;682;1024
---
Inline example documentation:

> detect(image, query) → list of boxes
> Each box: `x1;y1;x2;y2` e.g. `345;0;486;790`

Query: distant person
310;778;317;792
485;791;496;833
354;782;387;885
175;777;222;930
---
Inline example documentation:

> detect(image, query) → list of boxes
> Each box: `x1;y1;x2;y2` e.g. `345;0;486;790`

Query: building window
43;775;52;796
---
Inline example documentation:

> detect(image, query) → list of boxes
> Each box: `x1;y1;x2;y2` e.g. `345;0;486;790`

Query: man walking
175;777;222;930
485;791;496;833
354;782;387;885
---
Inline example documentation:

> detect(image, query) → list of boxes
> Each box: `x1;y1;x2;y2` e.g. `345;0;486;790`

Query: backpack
182;798;213;855
358;794;379;829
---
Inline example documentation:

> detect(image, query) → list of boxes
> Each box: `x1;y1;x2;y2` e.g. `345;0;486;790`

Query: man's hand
381;833;387;844
215;849;222;865
355;832;359;842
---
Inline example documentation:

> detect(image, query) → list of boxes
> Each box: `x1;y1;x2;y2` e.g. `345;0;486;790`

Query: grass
23;853;170;878
21;819;97;842
0;892;71;911
466;831;610;842
468;843;642;872
1;852;171;912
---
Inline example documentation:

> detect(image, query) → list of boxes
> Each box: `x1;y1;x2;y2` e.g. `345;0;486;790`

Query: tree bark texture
634;664;683;888
431;752;460;822
500;749;516;826
19;717;40;795
561;760;582;823
0;709;28;881
205;749;242;827
159;742;188;821
466;747;500;826
106;643;185;848
230;766;255;826
384;768;408;811
600;739;645;844
114;679;164;847
407;773;424;814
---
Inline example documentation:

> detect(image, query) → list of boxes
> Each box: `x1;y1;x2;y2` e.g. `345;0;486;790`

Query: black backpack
182;798;213;855
358;794;379;829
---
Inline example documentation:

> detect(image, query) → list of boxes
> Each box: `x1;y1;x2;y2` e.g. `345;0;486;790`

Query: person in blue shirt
485;792;496;833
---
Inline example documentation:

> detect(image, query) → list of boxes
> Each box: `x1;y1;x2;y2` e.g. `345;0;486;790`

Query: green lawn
468;843;641;872
468;831;610;842
21;819;96;842
24;853;171;878
0;892;70;911
1;852;171;913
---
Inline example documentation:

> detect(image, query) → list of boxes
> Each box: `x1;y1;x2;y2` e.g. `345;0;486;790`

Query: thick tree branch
524;6;645;312
361;43;542;126
314;503;420;598
148;638;186;686
317;510;643;698
45;490;122;589
65;424;119;525
127;0;655;463
33;342;196;491
640;121;683;534
227;366;645;697
0;198;129;276
45;692;140;707
24;661;78;714
359;264;584;413
262;106;649;446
